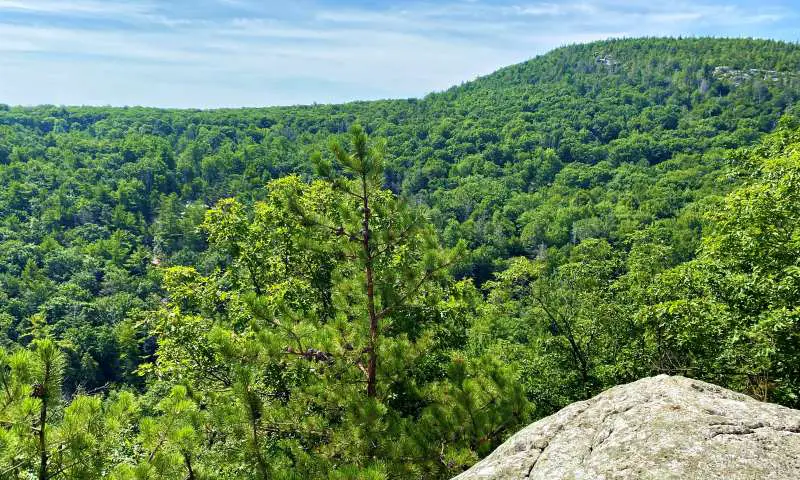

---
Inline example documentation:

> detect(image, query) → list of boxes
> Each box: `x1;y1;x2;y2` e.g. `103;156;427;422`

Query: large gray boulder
454;375;800;479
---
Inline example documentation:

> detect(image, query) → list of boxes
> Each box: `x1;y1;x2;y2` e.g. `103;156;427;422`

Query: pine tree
309;124;462;398
0;340;139;479
147;125;512;478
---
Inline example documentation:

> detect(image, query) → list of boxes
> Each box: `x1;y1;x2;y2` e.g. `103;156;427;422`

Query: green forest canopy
0;37;799;479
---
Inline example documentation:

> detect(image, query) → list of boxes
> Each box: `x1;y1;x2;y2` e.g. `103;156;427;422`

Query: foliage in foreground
2;127;532;479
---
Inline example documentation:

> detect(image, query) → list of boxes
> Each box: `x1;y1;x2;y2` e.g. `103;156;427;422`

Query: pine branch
0;459;27;477
269;318;305;353
333;181;366;202
372;216;421;259
377;256;458;320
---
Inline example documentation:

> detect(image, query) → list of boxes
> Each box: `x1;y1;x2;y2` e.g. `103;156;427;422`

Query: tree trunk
362;174;379;398
184;452;196;480
38;364;50;480
38;400;47;480
251;416;270;480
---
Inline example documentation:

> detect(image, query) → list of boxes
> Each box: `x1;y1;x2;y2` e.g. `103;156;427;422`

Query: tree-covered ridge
0;37;799;478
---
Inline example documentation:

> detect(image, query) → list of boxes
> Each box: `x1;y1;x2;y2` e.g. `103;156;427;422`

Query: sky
0;0;798;108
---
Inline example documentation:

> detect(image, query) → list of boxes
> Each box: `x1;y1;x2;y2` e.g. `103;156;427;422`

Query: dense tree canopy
0;37;799;478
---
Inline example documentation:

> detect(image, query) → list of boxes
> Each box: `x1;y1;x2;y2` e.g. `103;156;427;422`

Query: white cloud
0;0;151;16
511;3;598;17
0;24;205;62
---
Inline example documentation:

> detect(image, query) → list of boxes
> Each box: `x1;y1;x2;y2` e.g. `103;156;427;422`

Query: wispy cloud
0;0;795;107
510;3;598;16
0;0;152;16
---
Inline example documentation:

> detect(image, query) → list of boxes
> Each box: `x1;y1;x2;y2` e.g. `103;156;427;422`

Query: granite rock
453;375;800;480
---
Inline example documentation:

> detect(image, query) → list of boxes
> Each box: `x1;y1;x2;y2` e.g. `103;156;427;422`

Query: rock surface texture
453;375;800;480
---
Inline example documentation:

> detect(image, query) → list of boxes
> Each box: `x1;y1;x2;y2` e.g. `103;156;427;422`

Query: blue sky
0;0;797;108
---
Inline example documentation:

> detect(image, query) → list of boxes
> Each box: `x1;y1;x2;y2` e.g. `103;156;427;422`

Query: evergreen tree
146;126;527;478
0;340;139;479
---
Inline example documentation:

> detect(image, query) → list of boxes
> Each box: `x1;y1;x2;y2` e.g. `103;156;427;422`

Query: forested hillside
0;37;799;479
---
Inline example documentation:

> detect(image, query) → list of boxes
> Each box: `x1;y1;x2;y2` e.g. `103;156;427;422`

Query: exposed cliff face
453;375;800;480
